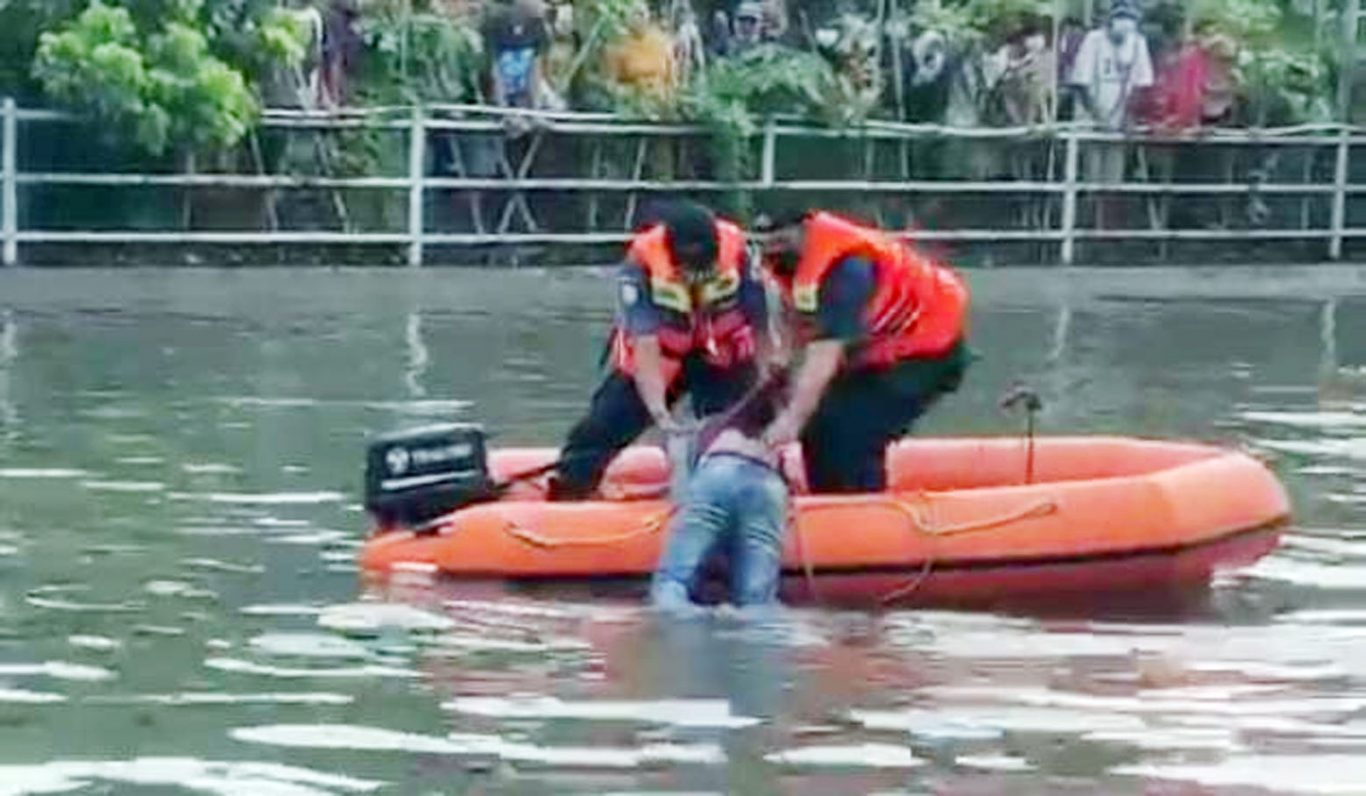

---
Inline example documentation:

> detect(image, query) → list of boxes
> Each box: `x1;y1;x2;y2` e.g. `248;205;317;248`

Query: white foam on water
189;491;346;506
443;696;761;729
1083;727;1244;752
1255;438;1366;460
1283;535;1366;558
914;685;1366;721
0;689;67;704
221;397;321;408
231;724;472;754
1241;556;1366;589
0;758;382;796
1296;465;1358;475
231;724;725;769
317;602;455;634
364;399;472;416
254;518;312;528
1239;411;1366;429
1187;659;1349;681
1115;754;1366;795
183;463;245;475
0;662;115;681
240;604;325;617
90;692;353;707
117;456;165;465
80;480;165;493
954;754;1034;772
269;531;350;546
205;657;418;680
176;527;261;538
0;468;89;479
1327;493;1366;505
432;633;590;654
1277;609;1366;625
248;633;371;660
182;558;266;575
144;580;196;597
67;635;122;653
134;625;187;637
852;707;1144;736
0;544;19;557
764;743;924;769
916;629;1173;660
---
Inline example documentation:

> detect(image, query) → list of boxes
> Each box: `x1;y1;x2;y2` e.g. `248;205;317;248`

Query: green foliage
912;0;1051;46
1186;0;1335;122
33;0;261;156
678;45;864;214
352;3;484;104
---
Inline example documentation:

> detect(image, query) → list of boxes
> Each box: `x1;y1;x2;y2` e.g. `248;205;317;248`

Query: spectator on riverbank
320;0;362;107
1055;16;1086;119
604;2;677;102
1069;0;1153;228
483;0;551;111
991;17;1054;127
731;2;766;56
1147;22;1241;229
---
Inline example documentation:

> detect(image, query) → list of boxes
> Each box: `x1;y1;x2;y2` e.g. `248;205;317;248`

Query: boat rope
792;492;1060;605
499;506;675;550
789;503;820;602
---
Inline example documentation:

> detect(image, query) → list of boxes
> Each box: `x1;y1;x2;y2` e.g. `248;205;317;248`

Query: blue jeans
650;453;788;609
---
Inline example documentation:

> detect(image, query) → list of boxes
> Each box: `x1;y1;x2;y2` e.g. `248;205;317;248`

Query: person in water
758;209;971;493
650;373;790;611
549;200;771;500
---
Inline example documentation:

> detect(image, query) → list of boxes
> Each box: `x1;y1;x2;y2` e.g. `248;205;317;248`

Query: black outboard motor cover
365;424;492;530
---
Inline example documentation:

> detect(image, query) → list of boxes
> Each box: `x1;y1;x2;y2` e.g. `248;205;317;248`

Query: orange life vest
609;220;758;381
784;212;967;367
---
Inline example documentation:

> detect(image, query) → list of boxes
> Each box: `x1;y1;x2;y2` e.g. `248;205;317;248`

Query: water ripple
444;696;761;728
0;758;382;796
231;724;726;769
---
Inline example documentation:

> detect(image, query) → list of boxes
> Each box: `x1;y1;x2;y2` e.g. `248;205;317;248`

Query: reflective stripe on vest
611;220;757;376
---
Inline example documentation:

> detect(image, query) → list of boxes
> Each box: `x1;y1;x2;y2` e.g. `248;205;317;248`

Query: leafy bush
33;0;269;156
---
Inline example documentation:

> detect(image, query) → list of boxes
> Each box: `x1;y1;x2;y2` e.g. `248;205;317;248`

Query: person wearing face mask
1068;0;1154;228
548;201;771;501
756;210;971;494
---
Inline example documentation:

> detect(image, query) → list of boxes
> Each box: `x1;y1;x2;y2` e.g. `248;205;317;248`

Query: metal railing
2;99;1364;266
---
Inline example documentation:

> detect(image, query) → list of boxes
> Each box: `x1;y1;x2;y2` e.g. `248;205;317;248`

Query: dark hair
660;200;719;273
753;207;812;233
729;372;790;437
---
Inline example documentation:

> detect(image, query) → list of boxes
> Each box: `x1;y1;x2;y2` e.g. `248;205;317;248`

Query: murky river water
1;266;1365;795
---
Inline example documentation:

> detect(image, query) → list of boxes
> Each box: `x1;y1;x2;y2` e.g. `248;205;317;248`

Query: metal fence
3;99;1364;266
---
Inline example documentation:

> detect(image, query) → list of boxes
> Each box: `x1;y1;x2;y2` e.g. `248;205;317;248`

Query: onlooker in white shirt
1069;0;1154;228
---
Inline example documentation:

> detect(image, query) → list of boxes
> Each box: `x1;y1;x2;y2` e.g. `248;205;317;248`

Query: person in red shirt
758;210;971;493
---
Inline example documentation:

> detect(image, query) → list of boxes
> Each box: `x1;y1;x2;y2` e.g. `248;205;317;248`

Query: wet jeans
549;357;756;500
650;453;789;609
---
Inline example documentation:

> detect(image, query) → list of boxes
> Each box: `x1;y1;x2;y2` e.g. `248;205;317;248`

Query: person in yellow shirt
604;2;676;101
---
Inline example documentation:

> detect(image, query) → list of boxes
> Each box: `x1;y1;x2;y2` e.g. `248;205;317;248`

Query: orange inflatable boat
360;434;1289;607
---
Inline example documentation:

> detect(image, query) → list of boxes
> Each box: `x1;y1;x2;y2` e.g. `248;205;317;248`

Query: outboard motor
364;424;492;531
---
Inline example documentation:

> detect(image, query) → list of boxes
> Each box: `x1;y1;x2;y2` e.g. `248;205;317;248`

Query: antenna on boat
1000;383;1043;484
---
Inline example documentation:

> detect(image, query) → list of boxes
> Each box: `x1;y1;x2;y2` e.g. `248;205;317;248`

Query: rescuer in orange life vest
758;209;971;493
548;200;772;500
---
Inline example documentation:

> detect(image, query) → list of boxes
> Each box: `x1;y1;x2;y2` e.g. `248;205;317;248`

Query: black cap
661;200;719;274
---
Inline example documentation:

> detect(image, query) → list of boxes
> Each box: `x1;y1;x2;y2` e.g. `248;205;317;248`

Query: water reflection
0;307;16;439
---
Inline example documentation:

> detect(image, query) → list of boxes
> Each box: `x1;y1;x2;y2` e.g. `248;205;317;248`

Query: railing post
3;98;17;267
1329;128;1349;261
761;120;776;187
407;105;425;267
1059;126;1080;266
